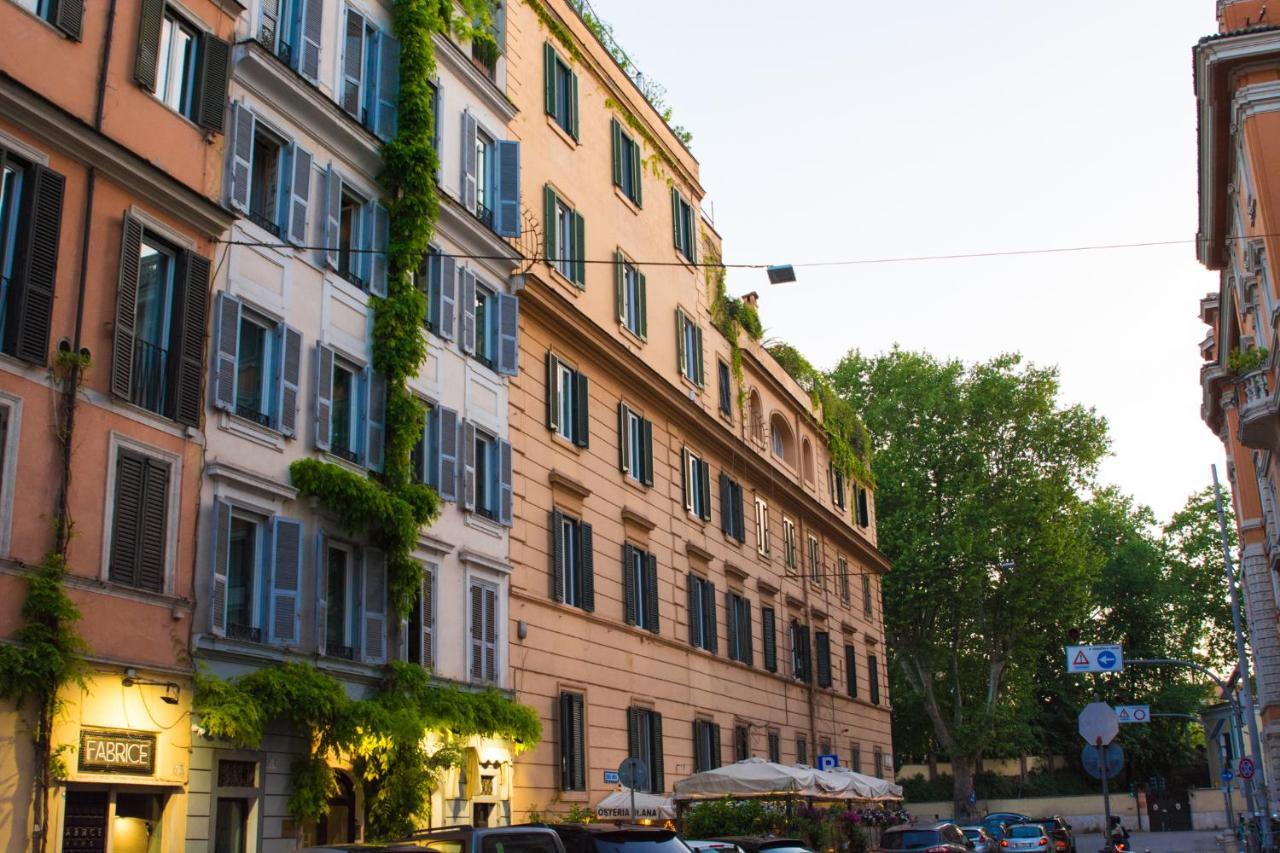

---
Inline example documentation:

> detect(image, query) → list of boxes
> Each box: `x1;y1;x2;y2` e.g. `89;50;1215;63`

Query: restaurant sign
78;728;156;775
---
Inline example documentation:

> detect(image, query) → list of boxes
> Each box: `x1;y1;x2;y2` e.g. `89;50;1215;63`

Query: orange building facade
0;0;236;850
1196;0;1280;811
502;0;894;817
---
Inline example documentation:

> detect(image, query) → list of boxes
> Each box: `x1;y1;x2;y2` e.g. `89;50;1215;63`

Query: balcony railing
247;207;281;238
472;199;494;231
131;339;169;415
1237;368;1280;451
235;402;272;428
326;644;355;661
227;623;262;644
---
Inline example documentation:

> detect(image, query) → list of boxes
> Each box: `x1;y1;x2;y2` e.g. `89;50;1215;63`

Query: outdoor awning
596;788;676;819
672;757;902;802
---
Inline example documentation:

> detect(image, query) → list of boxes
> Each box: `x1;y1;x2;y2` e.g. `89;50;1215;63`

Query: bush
683;798;777;838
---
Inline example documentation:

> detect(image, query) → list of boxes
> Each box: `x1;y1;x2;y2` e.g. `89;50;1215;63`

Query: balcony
131;339;169;416
1237;368;1280;450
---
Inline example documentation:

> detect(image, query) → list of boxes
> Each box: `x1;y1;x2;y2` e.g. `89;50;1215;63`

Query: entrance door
62;790;109;853
1146;789;1194;831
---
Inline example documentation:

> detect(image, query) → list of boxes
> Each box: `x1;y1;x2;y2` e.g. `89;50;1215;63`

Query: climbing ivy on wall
705;244;762;413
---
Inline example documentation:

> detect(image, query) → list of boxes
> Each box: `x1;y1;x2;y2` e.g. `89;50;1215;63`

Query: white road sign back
1079;701;1120;746
1115;705;1150;724
1066;644;1124;674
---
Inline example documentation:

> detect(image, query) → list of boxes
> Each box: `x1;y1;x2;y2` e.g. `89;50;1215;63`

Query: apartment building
0;0;237;850
1196;0;1280;811
503;0;893;816
187;0;525;847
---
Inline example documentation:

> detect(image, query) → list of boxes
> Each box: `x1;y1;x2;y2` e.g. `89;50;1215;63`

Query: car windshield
483;835;563;853
589;832;689;853
963;830;982;839
879;831;939;849
1010;826;1043;839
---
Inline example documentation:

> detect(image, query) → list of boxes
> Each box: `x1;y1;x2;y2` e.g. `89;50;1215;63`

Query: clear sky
586;0;1226;521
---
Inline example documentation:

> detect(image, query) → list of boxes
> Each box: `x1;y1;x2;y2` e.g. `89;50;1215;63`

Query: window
726;591;753;665
324;542;356;659
248;126;283;234
671;187;697;263
807;534;821;584
460;420;512;524
611;118;642;205
815;631;832;688
718;360;733;417
0;149;63;366
211;294;302;435
627;707;664;793
546;353;589;447
863;575;873;618
108;448;171;593
687;572;717;653
623;544;659;632
552;509;594;611
225;513;261;640
472;428;496;519
767;731;781;763
676;308;704;386
869;653;880;705
838;556;850;602
802;439;815;485
782;518;797;571
615;252;647;339
156;9;200;118
856;486;871;528
323;168;389;295
559;691;586;791
469;580;498;683
755;497;770;555
796;736;808;767
417;248;445;333
617;403;654;486
474;128;493;226
844;644;858;698
415;404;460;503
406;566;435;668
317;542;386;664
693;720;721;772
314;345;385;470
210;504;303;645
820;739;831;757
543;43;578;139
12;0;82;37
458;268;519;375
136;2;230;129
682;448;712;522
214;797;249;853
474;284;494;365
770;414;796;465
761;606;778;672
748;390;765;444
851;743;861;774
338;187;363;284
789;619;811;682
228;104;311;244
830;464;847;511
734;724;750;762
338;8;400;139
544;187;585;286
719;474;745;543
873;747;883;779
114;218;211;426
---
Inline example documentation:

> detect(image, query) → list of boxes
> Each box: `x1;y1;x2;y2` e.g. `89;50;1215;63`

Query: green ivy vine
704;244;762;413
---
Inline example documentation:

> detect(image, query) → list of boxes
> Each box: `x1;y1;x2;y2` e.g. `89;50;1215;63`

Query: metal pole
1213;464;1273;852
1225;736;1238;831
630;786;636;825
1099;739;1114;851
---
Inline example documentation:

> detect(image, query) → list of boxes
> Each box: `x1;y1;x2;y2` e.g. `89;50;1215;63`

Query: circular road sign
1240;757;1256;780
1222;768;1235;783
1097;649;1118;669
618;756;648;790
1079;702;1120;746
1081;744;1125;780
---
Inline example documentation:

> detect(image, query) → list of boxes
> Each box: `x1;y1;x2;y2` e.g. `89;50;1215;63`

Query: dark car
708;838;811;853
877;822;971;851
399;825;568;853
1028;817;1073;853
980;813;1028;841
548;823;692;853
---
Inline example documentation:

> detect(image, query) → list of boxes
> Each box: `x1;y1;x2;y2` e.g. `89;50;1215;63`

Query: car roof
545;824;673;835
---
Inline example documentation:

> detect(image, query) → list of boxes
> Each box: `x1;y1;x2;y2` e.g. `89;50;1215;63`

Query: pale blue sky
588;0;1225;520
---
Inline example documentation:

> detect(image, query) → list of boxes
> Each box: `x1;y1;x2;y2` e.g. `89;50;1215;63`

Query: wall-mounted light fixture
122;668;180;705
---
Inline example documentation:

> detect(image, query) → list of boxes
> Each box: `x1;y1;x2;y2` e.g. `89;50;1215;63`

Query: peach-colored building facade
1197;0;1280;813
503;0;893;817
0;0;235;850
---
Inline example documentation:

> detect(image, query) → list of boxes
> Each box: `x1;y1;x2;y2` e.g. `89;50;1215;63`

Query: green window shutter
544;184;557;266
632;138;644;207
671;187;681;250
676;309;687;376
543;43;556;115
611;118;623;187
573;371;590;448
572;211;586;286
545;352;560;432
637;271;648;339
623;543;637;626
569;69;580;140
641;418;654;487
617;402;629;473
614;250;625;323
644;553;659;632
694;324;705;386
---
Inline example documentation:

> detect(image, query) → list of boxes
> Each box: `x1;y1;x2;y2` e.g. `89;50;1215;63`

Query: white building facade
188;0;524;847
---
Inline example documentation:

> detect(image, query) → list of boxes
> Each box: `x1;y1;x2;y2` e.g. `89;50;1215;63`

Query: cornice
436;189;523;276
621;506;657;532
549;469;591;500
206;461;298;502
520;273;891;574
431;33;518;124
0;74;233;238
685;541;715;563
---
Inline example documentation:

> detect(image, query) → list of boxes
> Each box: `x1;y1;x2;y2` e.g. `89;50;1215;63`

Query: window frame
559;690;587;791
782;517;797;571
754;497;770;556
101;434;181;594
156;7;202;121
838;555;850;602
223;508;268;642
807;534;821;585
324;539;358;659
717;359;733;418
0;393;21;558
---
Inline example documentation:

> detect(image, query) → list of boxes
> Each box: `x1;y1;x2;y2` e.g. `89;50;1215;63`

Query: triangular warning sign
1119;709;1130;721
1073;650;1089;666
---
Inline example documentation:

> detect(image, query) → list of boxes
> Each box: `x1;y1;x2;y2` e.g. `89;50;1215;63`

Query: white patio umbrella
672;757;823;799
596;788;676;820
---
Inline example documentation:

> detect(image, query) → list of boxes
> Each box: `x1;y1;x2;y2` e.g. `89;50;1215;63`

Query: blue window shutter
461;111;478;214
277;324;302;437
298;0;323;81
499;438;513;526
363;548;387;664
340;8;366;117
313;344;334;451
269;516;303;644
438;407;460;502
314;530;328;655
323;166;341;270
375;31;399;141
365;368;386;471
439;255;456;341
228;103;253;212
459;268;477;355
495;140;521;237
212;292;240;412
209;499;231;637
369;202;389;297
496;292;519;376
462;420;477;511
287;144;312;246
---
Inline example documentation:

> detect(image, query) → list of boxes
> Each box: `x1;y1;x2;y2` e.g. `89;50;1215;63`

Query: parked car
707;838;810;853
877;822;971;851
980;813;1027;841
684;842;745;853
959;825;996;853
547;823;693;853
1027;817;1073;853
998;824;1051;853
400;825;568;853
303;847;423;853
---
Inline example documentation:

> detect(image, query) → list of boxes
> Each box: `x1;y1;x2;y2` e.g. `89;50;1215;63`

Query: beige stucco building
502;0;894;817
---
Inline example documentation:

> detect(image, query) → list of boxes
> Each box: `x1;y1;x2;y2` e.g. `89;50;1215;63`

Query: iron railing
247;207;281;238
227;623;262;644
131;339;169;415
235;402;272;428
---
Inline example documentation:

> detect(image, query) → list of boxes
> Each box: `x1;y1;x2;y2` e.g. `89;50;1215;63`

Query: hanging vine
704;243;762;413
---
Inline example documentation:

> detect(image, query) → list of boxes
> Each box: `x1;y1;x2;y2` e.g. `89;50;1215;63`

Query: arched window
770;413;795;466
801;438;815;484
748;389;765;444
315;771;357;843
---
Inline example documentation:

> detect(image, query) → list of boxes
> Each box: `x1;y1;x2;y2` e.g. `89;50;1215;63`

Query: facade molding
432;33;519;124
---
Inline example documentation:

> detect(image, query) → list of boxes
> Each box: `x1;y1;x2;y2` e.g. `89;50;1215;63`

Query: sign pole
630;785;636;825
1213;465;1272;853
1099;738;1113;849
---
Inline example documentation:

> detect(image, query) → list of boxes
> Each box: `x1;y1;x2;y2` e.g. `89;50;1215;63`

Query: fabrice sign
78;729;156;775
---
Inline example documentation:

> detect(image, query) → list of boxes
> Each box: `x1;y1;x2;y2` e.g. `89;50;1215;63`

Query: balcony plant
1229;346;1270;377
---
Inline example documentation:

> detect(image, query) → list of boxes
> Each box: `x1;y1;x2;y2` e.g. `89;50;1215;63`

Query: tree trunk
927;752;939;782
952;753;977;822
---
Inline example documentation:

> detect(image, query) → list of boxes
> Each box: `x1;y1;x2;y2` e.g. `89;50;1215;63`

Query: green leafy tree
830;349;1109;819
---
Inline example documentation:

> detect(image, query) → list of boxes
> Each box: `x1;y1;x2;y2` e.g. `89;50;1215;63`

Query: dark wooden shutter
735;483;746;541
725;590;738;661
742;598;754;666
496;292;518;376
375;31;400;141
134;0;165;89
762;607;776;672
568;69;580;140
651;712;664;792
671;187;681;251
572;211;585;286
579;521;594;612
278;325;301;436
631;137;643;207
869;653;880;704
174;252;210;427
436;406;459;502
816;631;832;687
312;344;334;450
637;270;647;338
611;119;622;187
560;692;585;791
622;543;637;626
288;144;313;245
543;184;557;266
641;418;653;487
644;553;659;633
111;215;144;400
197;34;231;133
545;352;559;432
719;472;731;537
845;644;858;697
550;509;566;603
710;723;721;770
573;371;590;448
686;573;699;646
543;43;556;116
698;460;712;522
208;498;231;636
270;516;303;644
136;455;169;592
9;164;64;366
703;580;718;654
51;0;84;40
211;292;240;411
298;0;323;81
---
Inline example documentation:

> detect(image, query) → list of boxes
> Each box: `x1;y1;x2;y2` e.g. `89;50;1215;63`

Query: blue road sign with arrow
1082;744;1124;780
